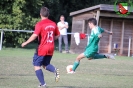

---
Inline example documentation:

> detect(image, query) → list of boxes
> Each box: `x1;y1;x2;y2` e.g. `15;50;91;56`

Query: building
70;4;133;56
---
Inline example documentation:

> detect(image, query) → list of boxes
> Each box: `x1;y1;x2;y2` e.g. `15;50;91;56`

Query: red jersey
34;19;60;56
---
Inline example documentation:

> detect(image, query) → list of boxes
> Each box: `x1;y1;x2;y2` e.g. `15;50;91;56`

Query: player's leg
93;53;115;60
93;53;106;59
71;49;95;73
42;55;60;82
63;35;69;53
33;53;46;87
35;66;46;88
42;55;55;72
58;35;63;53
72;53;85;72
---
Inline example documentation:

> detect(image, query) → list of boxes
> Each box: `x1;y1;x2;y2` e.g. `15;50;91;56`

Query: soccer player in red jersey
21;7;60;87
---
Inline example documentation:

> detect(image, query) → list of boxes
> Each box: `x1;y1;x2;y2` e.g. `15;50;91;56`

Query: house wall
123;20;133;55
70;11;133;56
99;17;133;56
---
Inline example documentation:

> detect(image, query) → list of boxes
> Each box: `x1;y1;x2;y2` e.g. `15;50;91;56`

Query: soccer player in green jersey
69;18;115;73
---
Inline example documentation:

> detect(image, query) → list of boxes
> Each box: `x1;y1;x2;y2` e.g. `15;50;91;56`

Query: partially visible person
21;6;60;88
57;15;69;53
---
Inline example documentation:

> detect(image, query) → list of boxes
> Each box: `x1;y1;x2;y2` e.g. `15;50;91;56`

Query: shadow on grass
48;86;116;88
47;86;84;88
0;78;8;79
0;74;34;76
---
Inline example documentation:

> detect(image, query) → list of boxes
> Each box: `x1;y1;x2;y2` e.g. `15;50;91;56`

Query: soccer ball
66;65;73;73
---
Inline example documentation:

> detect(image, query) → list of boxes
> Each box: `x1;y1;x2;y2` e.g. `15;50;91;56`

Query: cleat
105;53;115;60
55;68;60;82
38;84;46;88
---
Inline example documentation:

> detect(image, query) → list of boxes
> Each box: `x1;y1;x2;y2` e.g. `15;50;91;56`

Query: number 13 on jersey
47;31;53;43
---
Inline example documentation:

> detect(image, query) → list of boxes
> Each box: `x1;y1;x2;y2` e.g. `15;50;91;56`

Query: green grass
0;48;133;88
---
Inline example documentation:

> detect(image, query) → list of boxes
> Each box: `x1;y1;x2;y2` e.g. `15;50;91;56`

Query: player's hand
21;42;27;47
98;34;102;38
109;32;113;35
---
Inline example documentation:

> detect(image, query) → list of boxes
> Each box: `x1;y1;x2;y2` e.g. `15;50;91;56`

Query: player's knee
75;57;80;61
34;66;41;71
76;56;82;61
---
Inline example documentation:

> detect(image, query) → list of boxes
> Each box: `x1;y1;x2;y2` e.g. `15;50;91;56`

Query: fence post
128;37;131;57
0;30;4;50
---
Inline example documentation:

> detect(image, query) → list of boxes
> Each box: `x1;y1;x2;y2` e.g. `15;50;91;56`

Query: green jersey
85;26;104;52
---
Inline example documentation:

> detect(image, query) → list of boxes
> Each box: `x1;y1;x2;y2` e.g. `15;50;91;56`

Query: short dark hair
88;18;97;25
60;15;64;17
40;7;49;17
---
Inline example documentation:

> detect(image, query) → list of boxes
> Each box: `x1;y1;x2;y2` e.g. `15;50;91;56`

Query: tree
0;0;128;47
0;0;43;47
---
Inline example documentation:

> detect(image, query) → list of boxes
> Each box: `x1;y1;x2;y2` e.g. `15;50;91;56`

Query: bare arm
104;29;113;35
58;22;68;30
21;34;38;47
98;29;112;38
58;25;66;30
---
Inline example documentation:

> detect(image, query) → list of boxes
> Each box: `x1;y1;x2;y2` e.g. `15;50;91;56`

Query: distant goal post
0;29;34;50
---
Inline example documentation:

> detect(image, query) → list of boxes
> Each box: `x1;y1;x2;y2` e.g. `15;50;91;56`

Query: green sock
72;61;80;71
93;53;106;59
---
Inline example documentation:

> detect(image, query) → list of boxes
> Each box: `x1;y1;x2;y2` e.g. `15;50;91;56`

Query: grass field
0;48;133;88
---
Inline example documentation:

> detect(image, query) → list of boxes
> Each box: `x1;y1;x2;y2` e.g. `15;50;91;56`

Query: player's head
60;15;65;21
88;18;97;29
40;6;49;18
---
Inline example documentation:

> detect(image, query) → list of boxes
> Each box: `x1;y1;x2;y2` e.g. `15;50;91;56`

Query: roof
70;4;133;16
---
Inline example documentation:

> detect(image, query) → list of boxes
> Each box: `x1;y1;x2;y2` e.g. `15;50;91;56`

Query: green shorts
83;49;96;58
